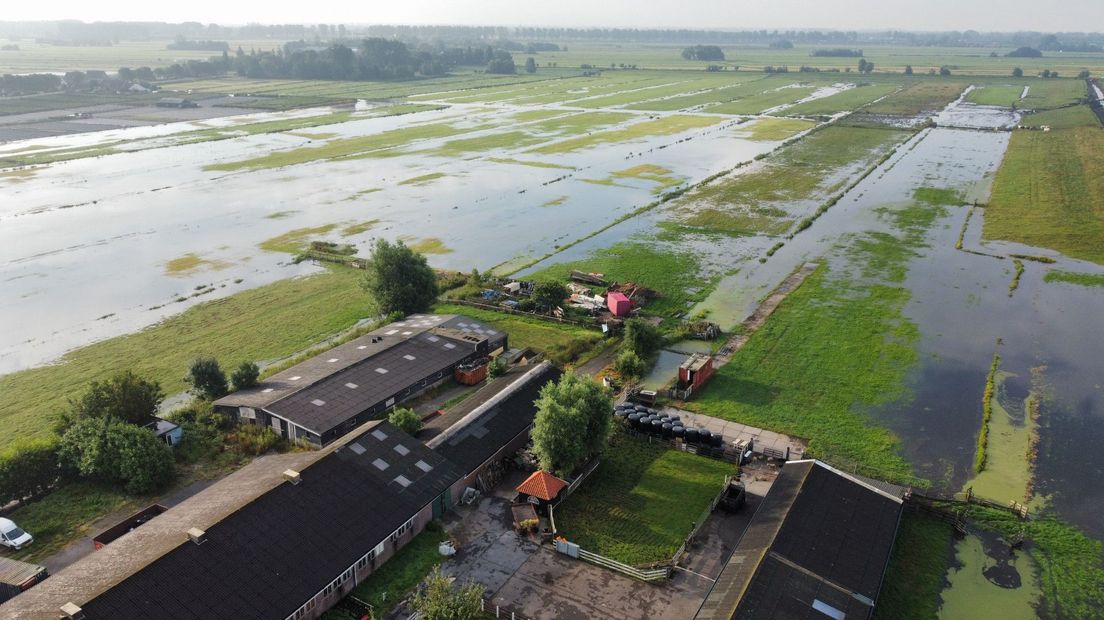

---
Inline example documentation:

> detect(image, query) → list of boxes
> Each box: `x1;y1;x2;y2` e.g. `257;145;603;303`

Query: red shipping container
607;292;631;317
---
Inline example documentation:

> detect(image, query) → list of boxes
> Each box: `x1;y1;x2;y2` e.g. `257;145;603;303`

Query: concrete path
657;405;808;461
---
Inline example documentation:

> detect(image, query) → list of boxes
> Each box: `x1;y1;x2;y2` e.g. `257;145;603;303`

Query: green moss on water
259;224;340;254
966;371;1036;504
938;532;1041;619
398;172;446;186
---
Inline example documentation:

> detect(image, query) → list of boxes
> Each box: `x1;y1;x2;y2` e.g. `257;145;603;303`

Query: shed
516;470;568;513
678;353;714;395
607;291;631;317
0;556;48;604
147;417;182;448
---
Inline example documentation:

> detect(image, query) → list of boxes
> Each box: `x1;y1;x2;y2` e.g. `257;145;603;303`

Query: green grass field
554;432;736;565
781;83;900;116
966;85;1025;107
705;85;817;115
736;117;816;141
683;199;950;483
1044;269;1104;287
985;126;1104;264
0;268;367;450
863;80;968;115
0;483;134;564
526;241;711;319
432;303;601;365
1019;104;1100;130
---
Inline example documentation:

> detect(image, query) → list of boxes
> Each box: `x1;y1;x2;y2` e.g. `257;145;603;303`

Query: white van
0;518;33;550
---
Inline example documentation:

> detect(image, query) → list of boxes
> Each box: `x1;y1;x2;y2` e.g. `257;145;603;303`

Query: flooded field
3;69;1104;604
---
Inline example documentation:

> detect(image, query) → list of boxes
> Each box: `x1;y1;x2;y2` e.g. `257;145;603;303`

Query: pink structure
607;292;631;317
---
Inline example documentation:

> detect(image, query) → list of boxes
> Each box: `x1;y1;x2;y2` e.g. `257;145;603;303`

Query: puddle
640;350;689;391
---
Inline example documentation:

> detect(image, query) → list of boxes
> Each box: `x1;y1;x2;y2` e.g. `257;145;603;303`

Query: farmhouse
214;314;507;447
695;460;905;620
155;97;198;108
0;358;556;620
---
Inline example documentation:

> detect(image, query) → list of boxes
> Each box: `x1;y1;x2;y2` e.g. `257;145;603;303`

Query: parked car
0;518;33;550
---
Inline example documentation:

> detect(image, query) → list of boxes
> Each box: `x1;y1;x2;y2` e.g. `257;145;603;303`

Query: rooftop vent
60;603;85;620
187;527;207;546
283;469;301;485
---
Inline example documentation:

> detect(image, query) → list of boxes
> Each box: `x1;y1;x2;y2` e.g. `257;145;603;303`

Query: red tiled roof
516;470;568;501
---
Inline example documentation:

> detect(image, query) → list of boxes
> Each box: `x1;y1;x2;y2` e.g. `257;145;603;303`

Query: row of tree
681;45;725;61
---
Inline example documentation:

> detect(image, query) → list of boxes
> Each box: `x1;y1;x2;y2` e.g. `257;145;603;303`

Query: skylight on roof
327;358;339;363
415;460;433;472
372;458;389;471
289;376;301;381
375;368;389;374
345;383;359;389
349;443;366;455
403;354;416;361
311;399;326;406
357;345;367;350
262;388;274;393
394;322;407;327
394;475;412;487
444;343;456;350
385;329;399;335
427;336;440;343
371;429;388;441
401;331;412;336
394;444;410;456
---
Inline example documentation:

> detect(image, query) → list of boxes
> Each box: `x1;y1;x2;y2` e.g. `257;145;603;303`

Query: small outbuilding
607;291;631;317
516;470;568;513
676;353;715;398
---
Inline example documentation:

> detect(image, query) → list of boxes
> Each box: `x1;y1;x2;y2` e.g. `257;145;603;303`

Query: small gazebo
515;470;568;514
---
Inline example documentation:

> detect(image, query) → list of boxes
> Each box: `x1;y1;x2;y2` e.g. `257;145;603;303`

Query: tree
1006;46;1043;58
361;239;439;315
531;372;613;477
525;57;537;73
904;65;913;75
388;407;422;435
58;417;174;494
1078;69;1091;79
940;66;953;76
486;50;516;74
1012;67;1024;77
0;438;60;504
681;45;724;61
858;59;869;73
65;371;164;427
531;280;568;309
624;318;662;357
410;566;485;620
614;349;647;379
188;357;229;400
231;361;260;391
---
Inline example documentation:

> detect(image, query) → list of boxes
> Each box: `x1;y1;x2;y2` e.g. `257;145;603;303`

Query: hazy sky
6;0;1104;33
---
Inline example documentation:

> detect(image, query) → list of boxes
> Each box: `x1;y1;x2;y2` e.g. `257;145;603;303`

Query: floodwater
939;528;1040;619
1;103;780;372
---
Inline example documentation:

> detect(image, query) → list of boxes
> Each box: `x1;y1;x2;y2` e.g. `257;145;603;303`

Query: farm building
213;314;507;447
0;362;556;620
155;97;198;108
424;361;561;503
695;460;905;620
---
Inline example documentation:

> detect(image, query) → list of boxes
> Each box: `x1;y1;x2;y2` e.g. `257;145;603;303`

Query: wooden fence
669;475;732;566
554;538;670;582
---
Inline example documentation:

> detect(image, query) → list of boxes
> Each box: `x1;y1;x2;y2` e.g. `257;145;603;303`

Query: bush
532;280;569;309
624;318;663;357
0;438;60;504
488;357;507;379
224;425;285;456
188;357;229;400
230;361;260;391
614;349;647;379
63;370;164;428
388;407;422;435
58;417;174;494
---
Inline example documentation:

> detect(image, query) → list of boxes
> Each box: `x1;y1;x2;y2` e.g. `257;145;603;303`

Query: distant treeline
681;45;725;61
812;48;863;57
0;70;153;96
3;20;1103;49
167;38;230;51
152;39;517;80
